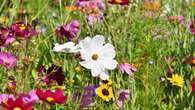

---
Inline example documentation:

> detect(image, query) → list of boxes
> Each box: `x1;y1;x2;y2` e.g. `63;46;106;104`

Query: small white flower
79;35;118;80
53;42;80;53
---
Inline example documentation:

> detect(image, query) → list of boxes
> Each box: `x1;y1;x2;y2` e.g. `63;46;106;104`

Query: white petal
99;59;118;70
99;70;109;80
80;60;95;69
91;66;103;77
52;42;79;53
99;43;116;59
92;35;105;47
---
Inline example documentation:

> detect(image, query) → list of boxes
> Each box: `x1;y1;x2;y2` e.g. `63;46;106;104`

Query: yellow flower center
13;107;21;110
115;0;122;3
19;24;26;31
92;54;98;60
46;97;54;102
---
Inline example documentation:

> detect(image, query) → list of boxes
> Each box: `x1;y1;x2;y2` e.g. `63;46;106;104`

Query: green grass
0;0;194;110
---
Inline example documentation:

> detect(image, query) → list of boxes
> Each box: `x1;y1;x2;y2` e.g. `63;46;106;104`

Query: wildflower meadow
0;0;194;110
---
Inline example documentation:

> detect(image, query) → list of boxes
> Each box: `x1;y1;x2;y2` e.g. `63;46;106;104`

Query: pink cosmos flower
56;20;80;42
0;52;17;69
188;20;195;34
116;89;130;108
0;94;14;104
0;27;15;48
22;90;39;104
118;62;137;76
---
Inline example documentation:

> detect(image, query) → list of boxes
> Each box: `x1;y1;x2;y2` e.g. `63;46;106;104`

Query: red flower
36;89;67;104
1;96;33;110
108;0;130;5
191;77;195;92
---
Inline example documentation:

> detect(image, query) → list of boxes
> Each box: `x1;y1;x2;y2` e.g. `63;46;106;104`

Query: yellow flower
75;65;81;73
96;85;113;102
65;6;78;11
167;74;184;88
192;2;195;6
143;0;161;11
100;79;112;86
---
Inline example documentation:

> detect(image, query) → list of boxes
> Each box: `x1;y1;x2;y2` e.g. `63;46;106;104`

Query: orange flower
143;0;161;11
65;6;79;11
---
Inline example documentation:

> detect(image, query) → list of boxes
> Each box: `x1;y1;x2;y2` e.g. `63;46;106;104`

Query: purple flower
0;27;15;48
22;90;39;104
87;14;104;26
118;62;137;76
75;0;105;11
117;89;130;108
56;20;80;42
0;52;17;69
188;20;195;35
73;86;94;108
43;64;65;85
0;94;15;104
11;21;40;38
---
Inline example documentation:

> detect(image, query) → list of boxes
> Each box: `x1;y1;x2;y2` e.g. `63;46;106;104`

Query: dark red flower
0;27;15;48
191;77;195;92
44;64;65;85
36;89;67;104
108;0;130;5
11;21;40;38
1;96;34;110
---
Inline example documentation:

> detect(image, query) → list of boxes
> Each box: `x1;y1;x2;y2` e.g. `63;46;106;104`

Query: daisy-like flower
118;61;137;76
0;52;17;69
79;35;118;80
108;0;130;5
0;27;15;48
36;89;67;104
56;20;80;42
188;20;195;34
117;89;130;108
100;79;113;86
95;84;113;102
53;42;80;53
11;21;40;38
1;96;34;110
167;74;184;88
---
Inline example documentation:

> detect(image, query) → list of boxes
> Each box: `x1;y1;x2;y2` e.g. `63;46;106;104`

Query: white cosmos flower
79;35;118;80
53;42;80;53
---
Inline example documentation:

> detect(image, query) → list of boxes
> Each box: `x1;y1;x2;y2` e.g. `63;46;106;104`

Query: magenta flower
11;21;40;38
87;14;104;26
188;20;195;34
0;94;14;104
75;0;105;11
116;89;130;108
191;77;195;92
118;62;137;76
0;27;15;48
56;20;80;42
0;52;17;69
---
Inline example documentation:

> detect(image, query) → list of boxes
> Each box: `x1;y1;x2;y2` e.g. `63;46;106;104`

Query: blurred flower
192;2;195;6
167;74;184;88
56;20;80;42
116;89;130;108
108;0;130;5
11;21;40;38
159;76;165;82
22;90;39;104
75;65;82;73
53;42;80;53
0;27;15;48
118;62;137;76
73;86;94;108
191;77;195;92
79;35;117;80
6;76;16;94
0;94;14;104
1;96;34;110
183;55;195;66
143;0;161;11
168;16;184;24
96;84;113;102
44;64;65;86
0;52;17;69
87;14;104;26
188;20;195;34
36;89;67;104
65;6;79;11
